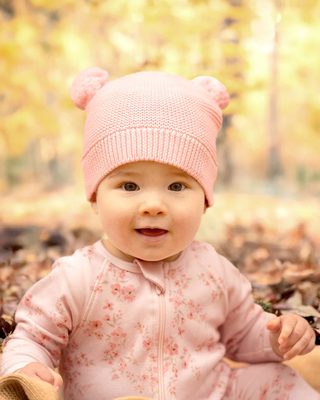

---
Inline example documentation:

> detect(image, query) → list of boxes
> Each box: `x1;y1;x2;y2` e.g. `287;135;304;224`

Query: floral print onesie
1;240;319;400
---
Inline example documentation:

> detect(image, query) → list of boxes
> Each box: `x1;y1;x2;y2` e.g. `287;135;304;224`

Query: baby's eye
121;182;138;191
169;182;186;191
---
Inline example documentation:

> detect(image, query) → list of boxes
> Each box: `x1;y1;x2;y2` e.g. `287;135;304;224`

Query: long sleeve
217;255;283;363
0;256;91;375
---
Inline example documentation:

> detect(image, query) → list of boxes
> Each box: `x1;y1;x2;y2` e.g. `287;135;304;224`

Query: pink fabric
70;68;229;206
225;363;320;399
0;240;291;400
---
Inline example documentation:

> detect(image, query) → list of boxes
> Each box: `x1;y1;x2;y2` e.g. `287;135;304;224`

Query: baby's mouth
136;228;168;236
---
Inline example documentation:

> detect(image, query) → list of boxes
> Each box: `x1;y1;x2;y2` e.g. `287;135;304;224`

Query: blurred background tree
0;0;319;197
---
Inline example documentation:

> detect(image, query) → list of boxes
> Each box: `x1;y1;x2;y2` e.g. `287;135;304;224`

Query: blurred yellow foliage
0;0;319;191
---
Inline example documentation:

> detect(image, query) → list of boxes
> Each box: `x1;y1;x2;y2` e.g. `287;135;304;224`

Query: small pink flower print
104;315;111;322
168;270;175;279
118;359;127;371
90;285;103;293
218;277;224;285
52;349;61;357
108;264;115;273
24;295;32;306
212;291;219;300
259;383;269;400
143;339;153;351
169;296;182;310
111;327;127;341
272;375;281;388
80;383;93;392
178;328;185;336
207;341;216;352
112;374;120;380
170;386;176;396
81;353;86;359
111;283;121;295
92;320;102;329
284;384;295;391
149;353;157;362
188;300;195;308
142;374;148;381
109;342;116;350
163;362;171;374
94;332;104;340
103;300;114;310
119;270;126;279
182;360;189;369
167;343;179;356
187;312;194;320
59;334;68;343
121;284;136;302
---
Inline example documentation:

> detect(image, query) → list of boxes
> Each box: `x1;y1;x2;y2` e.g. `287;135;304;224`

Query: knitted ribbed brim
0;374;59;400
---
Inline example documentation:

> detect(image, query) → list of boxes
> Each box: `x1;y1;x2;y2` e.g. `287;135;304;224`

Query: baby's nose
139;195;167;215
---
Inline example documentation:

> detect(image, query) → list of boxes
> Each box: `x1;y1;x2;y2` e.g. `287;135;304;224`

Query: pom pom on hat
70;67;109;110
192;76;229;110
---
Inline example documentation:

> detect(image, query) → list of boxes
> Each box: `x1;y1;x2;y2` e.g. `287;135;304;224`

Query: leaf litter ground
1;191;320;346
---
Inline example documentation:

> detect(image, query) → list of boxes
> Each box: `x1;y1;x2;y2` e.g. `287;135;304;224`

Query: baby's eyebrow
107;170;192;180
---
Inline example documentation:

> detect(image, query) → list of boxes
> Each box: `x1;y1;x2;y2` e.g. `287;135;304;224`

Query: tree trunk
267;21;283;179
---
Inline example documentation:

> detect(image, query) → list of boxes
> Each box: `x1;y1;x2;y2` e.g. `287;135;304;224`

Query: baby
1;68;319;400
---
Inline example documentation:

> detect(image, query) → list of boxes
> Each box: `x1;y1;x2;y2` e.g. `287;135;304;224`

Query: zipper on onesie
132;259;167;400
156;285;166;400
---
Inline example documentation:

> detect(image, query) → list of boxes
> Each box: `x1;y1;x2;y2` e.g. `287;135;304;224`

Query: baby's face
91;161;207;263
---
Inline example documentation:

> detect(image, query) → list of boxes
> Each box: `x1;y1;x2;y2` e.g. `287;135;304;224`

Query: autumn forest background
1;0;320;387
1;0;320;233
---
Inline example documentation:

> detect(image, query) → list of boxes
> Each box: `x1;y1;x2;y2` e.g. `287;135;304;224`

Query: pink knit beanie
70;67;229;207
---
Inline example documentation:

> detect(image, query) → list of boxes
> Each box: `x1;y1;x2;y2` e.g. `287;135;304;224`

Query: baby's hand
14;362;63;391
266;313;315;361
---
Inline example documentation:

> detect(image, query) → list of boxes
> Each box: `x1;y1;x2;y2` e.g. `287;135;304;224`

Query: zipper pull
156;285;164;295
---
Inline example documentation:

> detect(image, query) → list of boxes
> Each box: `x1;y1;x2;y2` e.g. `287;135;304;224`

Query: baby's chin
133;251;182;263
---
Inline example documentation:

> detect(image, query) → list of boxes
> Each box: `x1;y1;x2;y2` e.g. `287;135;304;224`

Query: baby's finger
283;331;312;360
35;367;55;385
51;369;63;390
266;317;281;332
298;332;316;356
278;318;297;345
